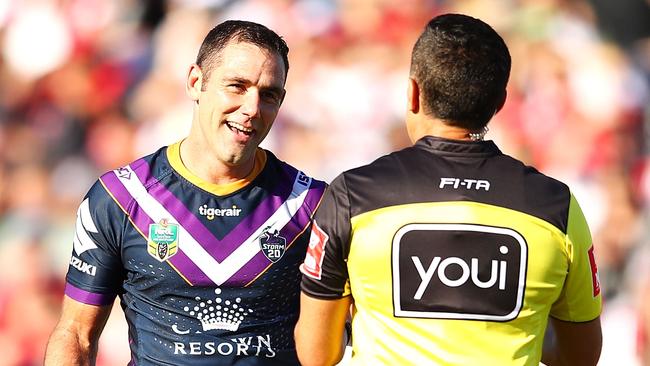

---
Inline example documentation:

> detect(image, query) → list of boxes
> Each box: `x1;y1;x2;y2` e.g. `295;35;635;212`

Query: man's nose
240;90;260;118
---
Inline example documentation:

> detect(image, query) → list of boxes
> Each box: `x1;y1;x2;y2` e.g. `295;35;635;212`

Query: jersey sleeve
64;178;125;306
550;193;602;322
300;174;352;299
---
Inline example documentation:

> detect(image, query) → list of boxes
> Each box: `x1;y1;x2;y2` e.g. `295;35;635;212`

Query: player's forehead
209;41;286;84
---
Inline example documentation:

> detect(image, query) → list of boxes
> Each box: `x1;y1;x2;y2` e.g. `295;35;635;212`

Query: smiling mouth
226;121;254;136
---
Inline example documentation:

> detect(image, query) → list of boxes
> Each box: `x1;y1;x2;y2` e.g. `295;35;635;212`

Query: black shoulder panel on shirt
343;137;570;234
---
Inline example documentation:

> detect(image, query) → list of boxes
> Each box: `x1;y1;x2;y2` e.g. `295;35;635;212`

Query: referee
295;13;602;366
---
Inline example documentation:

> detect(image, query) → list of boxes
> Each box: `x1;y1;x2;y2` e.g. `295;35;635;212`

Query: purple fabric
101;158;325;287
103;166;213;283
228;184;326;285
100;170;154;235
64;282;116;306
304;180;328;211
132;159;296;260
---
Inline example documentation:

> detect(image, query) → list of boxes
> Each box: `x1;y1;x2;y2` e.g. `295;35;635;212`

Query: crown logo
183;289;253;332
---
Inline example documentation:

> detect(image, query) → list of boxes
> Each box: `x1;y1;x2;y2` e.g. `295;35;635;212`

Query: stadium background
0;0;649;364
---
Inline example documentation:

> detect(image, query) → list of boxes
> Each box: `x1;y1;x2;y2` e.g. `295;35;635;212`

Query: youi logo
392;223;528;321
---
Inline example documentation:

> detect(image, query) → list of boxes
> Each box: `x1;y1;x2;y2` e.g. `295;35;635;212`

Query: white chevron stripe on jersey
114;165;311;285
73;198;99;255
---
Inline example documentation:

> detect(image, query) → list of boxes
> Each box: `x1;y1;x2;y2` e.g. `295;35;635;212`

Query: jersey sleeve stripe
303;180;328;216
103;166;209;285
64;282;116;306
101;169;155;236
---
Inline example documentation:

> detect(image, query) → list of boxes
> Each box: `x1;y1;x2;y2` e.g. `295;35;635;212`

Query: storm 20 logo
259;229;287;263
392;223;528;321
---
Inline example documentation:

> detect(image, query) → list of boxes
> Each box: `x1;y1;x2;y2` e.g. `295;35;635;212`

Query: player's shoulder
263;149;327;189
86;146;169;212
100;145;171;184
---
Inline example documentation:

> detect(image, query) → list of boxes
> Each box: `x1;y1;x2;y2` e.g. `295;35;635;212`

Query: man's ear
495;89;507;113
279;88;287;107
407;77;420;114
186;64;203;103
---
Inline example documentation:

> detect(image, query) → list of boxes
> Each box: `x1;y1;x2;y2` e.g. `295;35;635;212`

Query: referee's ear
495;89;507;114
407;77;420;114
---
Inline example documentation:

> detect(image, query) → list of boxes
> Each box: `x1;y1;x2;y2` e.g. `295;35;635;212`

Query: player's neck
179;137;255;185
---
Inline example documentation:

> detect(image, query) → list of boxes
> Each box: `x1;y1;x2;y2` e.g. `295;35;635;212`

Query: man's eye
261;92;280;104
227;84;245;92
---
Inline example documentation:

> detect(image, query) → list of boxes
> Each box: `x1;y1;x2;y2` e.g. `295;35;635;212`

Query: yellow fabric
550;195;600;321
346;199;601;366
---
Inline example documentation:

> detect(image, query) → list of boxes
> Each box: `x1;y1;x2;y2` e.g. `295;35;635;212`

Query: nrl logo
259;229;286;263
116;167;132;179
148;219;179;262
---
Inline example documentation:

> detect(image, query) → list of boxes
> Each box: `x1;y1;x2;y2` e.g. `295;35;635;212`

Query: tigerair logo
392;223;528;321
198;204;242;220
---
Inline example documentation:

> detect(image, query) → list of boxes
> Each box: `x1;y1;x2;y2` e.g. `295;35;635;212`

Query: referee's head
409;14;511;132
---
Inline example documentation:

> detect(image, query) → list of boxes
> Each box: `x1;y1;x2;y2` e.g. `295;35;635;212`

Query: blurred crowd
0;0;649;365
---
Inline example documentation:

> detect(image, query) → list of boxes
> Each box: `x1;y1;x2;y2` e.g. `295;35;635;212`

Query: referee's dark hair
195;20;289;88
410;14;511;130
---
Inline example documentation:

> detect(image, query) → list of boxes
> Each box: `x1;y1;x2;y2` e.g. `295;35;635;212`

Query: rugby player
45;20;326;366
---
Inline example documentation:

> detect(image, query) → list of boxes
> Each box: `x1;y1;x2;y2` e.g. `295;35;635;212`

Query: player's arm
46;178;124;365
543;194;602;365
295;174;353;366
541;316;602;366
295;293;352;366
45;296;112;366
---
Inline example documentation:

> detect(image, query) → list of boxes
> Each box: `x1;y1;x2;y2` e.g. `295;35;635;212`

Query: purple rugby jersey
64;142;326;366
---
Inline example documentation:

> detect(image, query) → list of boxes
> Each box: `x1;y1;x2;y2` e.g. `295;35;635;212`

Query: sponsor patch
70;256;97;276
439;177;491;191
199;204;242;220
588;245;601;297
392;223;528;321
116;166;132;179
171;289;277;357
177;288;253;333
259;229;287;263
148;219;179;262
300;221;329;280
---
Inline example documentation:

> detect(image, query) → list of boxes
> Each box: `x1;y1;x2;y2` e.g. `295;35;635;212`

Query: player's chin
225;146;257;166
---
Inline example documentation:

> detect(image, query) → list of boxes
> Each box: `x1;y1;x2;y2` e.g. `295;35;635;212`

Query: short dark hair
410;14;511;130
196;20;289;84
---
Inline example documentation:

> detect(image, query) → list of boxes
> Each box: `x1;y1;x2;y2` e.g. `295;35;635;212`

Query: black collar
415;136;501;157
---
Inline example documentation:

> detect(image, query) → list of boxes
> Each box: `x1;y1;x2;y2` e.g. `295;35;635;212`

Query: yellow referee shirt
301;136;601;365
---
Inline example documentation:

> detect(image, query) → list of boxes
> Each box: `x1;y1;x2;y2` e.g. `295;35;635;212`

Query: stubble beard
220;140;256;168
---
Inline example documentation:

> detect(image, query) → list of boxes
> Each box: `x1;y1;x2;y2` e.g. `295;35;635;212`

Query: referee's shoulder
329;148;417;199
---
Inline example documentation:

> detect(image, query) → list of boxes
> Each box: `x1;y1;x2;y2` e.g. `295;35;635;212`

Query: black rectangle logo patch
392;224;527;321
